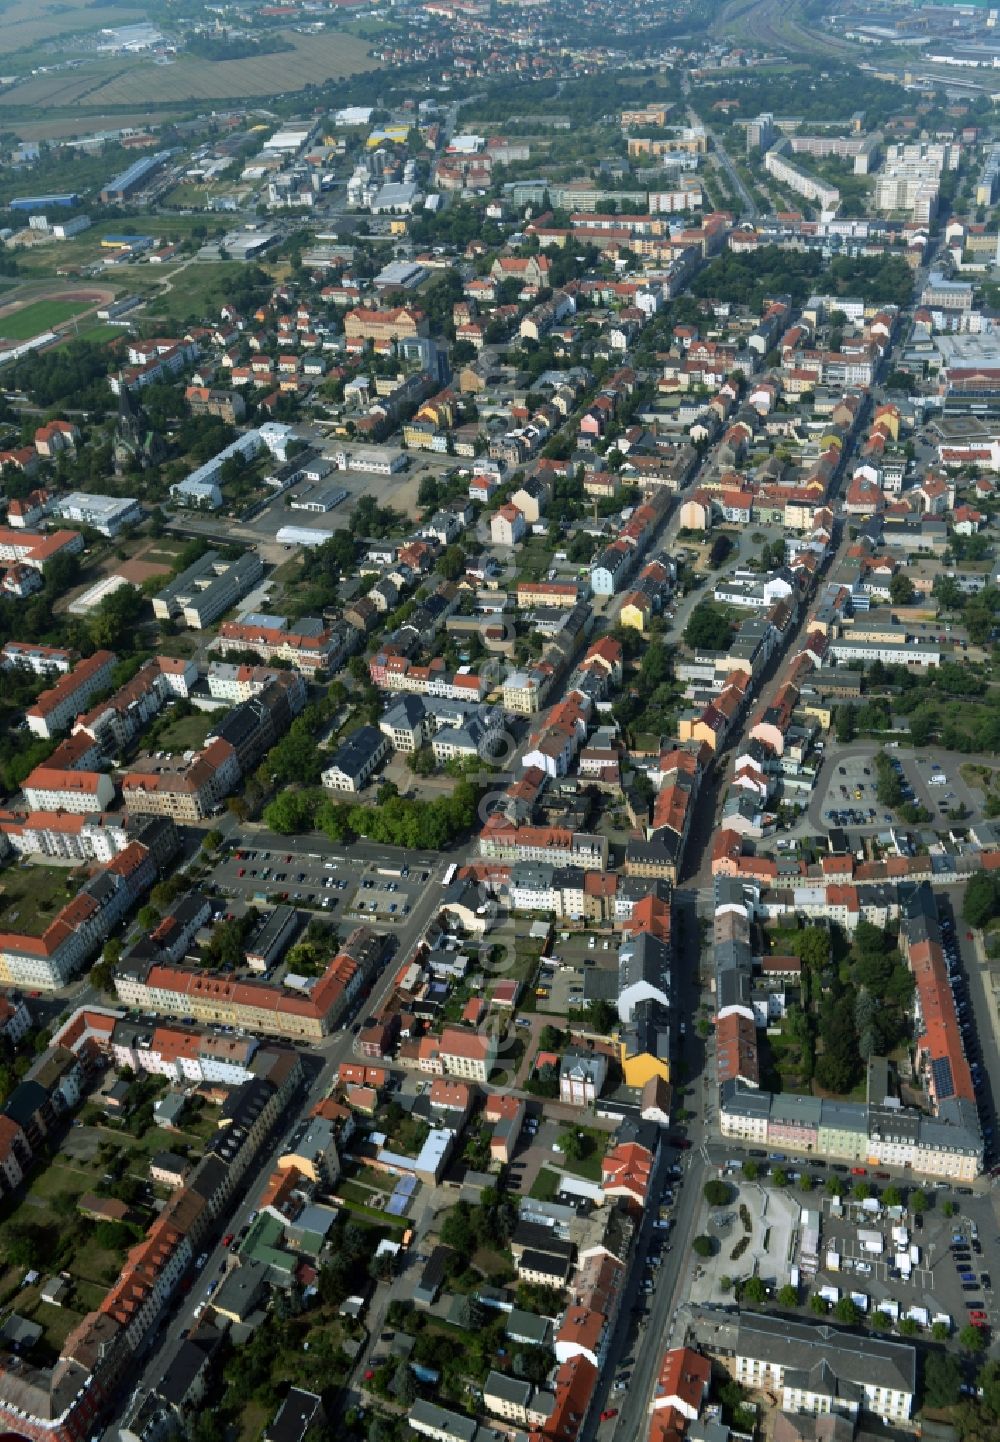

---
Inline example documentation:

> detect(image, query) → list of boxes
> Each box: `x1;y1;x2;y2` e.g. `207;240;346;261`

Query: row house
479;817;609;871
0;809;129;863
368;652;487;702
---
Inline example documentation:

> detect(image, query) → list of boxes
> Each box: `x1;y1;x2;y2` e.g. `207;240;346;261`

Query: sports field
0;297;92;340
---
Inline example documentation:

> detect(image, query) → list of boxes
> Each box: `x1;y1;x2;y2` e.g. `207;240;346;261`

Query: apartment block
26;650;117;738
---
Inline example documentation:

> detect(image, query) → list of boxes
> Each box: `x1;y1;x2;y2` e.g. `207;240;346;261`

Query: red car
364;1370;375;1381
222;1233;234;1247
967;931;974;941
600;1411;618;1422
875;1171;890;1180
851;1167;867;1176
970;1311;989;1327
238;868;245;877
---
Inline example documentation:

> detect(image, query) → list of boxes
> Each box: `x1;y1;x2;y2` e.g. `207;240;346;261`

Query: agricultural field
0;0;146;65
13;29;380;113
0;297;93;340
11;110;181;143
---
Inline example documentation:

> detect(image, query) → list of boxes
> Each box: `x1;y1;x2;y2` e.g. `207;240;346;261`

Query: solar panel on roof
931;1055;955;1100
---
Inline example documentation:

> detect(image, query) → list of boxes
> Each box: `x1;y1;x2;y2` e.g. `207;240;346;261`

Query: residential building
26;650;117;738
52;493;142;537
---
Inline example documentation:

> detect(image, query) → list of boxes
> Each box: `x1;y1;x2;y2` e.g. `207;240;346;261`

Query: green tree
897;1317;918;1337
888;572;916;606
587;999;617;1033
777;1284;798;1308
979;1359;1000;1418
834;1297;860;1326
263;789;318;834
704;1179;730;1206
438;544;466;582
825;1176;844;1198
963;872;1000;930
798;1172;814;1193
741;1276;767;1304
924;1352;963;1407
882;1185;902;1209
771;1168;788;1188
683;600;733;651
809;1293;828;1316
742;1160;759;1181
692;1235;714;1258
959;1323;986;1355
930;1320;950;1342
835;704;856;744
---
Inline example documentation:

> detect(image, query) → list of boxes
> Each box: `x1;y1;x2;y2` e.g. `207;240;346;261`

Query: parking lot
898;749;983;823
705;1143;1000;1347
818;752;891;830
816;744;985;832
210;844;436;929
814;1191;999;1334
534;930;622;1016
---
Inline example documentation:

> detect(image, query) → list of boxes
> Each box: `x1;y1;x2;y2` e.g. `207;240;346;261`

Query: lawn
554;1125;607;1182
0;298;91;340
140;260;267;324
149;708;218;754
0;862;83;936
528;1166;560;1202
515;538;557;584
71;321;129;345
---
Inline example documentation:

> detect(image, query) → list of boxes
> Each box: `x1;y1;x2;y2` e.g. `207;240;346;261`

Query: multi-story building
122;739;240;823
2;642;74;675
479;820;609;871
26;650;117;738
432;1026;497;1083
0;525;84;572
764;143;840;211
321;726;390;793
560;1051;608;1107
688;1309;915;1423
111;1019;258;1086
113;928;380;1040
52;493;143;537
343;305;428;351
0;841;160;990
0;809;128;861
22;765;117;814
152;550;264;631
213;613;343;674
73;658;197;754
